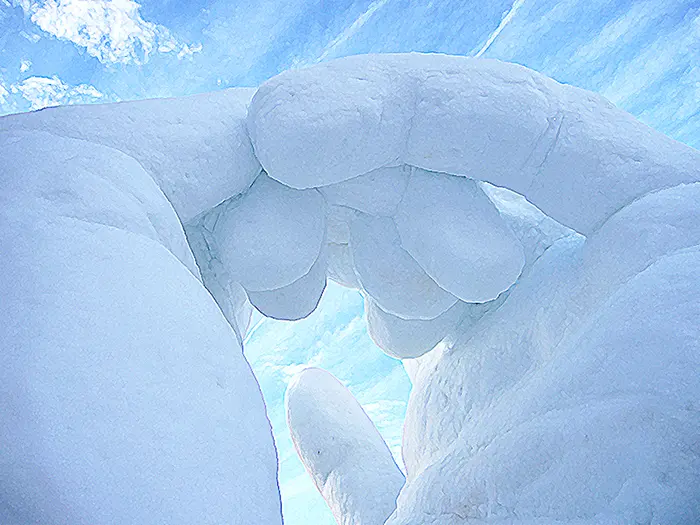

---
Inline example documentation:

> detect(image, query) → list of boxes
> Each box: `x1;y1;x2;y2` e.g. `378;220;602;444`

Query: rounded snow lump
395;169;525;302
213;174;326;291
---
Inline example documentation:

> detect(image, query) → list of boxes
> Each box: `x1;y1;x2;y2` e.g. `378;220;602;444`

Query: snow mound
0;130;281;524
3;51;700;525
286;368;405;525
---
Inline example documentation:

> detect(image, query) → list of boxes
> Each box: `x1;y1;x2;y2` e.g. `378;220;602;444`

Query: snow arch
1;54;699;524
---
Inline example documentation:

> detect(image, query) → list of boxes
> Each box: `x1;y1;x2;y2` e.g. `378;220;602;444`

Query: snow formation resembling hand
1;54;698;524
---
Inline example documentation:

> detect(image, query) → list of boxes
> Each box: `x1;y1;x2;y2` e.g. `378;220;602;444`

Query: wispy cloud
0;81;9;104
569;1;655;65
601;8;700;107
474;0;526;58
316;0;390;62
11;75;104;109
15;0;200;65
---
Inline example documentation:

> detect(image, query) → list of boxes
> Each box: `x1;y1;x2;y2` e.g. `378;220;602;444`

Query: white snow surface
286;368;406;525
0;87;261;223
247;243;328;321
2;52;700;524
0;131;281;524
248;53;700;234
394;170;525;303
210;173;326;292
349;213;458;320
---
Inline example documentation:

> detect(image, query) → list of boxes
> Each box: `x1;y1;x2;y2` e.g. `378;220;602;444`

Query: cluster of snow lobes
2;53;700;524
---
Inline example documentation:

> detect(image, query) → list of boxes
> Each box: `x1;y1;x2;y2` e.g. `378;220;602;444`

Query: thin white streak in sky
243;315;267;346
316;0;390;62
475;0;526;58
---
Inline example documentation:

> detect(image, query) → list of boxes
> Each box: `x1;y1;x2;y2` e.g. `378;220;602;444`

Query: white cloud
15;0;200;65
0;81;9;104
20;59;32;72
19;30;41;43
11;75;104;110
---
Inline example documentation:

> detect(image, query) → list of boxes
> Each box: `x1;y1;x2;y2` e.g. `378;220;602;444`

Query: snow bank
286;368;405;525
0;131;281;524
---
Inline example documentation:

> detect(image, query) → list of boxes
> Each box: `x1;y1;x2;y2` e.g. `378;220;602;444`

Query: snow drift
1;53;699;524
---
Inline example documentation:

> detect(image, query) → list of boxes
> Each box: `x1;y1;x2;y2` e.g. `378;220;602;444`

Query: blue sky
1;1;699;523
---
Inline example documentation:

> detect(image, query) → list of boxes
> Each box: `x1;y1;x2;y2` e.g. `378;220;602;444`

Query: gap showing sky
1;1;699;523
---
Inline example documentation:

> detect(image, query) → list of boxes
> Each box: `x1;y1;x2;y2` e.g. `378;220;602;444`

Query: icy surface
3;52;700;525
286;368;405;525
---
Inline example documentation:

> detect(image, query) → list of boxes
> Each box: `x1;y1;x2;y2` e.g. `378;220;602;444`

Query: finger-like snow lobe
286;368;405;525
395;171;525;303
212;174;326;292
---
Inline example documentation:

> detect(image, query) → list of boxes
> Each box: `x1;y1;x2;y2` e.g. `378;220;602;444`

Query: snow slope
2;53;699;524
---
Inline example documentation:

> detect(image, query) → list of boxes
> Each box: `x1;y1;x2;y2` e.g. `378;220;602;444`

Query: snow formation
1;53;699;524
286;368;405;525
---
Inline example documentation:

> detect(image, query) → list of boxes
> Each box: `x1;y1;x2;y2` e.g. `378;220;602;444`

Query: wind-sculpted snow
2;52;700;524
207;173;326;292
248;53;700;234
286;368;406;525
394;171;525;303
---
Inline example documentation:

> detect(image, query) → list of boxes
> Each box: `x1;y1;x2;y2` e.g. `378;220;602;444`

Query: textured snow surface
286;368;405;525
247;244;328;321
0;88;261;222
3;52;700;524
349;213;458;320
208;173;326;292
248;53;700;233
